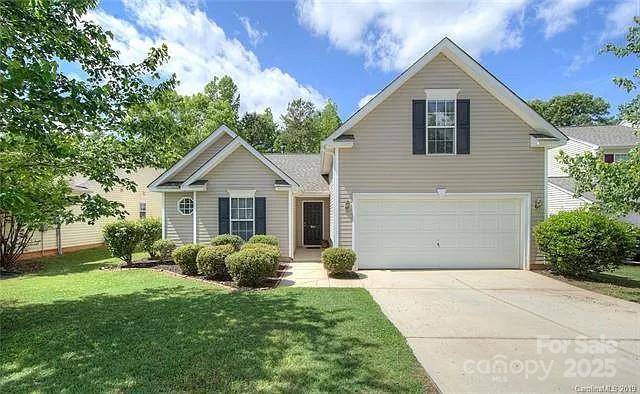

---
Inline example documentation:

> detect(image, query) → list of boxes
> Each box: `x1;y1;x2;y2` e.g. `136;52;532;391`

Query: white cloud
357;93;377;109
87;0;325;119
602;0;638;39
296;0;528;72
239;15;267;46
536;0;592;38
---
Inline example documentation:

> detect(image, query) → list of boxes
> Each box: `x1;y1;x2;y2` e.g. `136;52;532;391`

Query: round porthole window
177;197;194;215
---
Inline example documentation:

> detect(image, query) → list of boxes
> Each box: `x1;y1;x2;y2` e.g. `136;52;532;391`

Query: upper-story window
425;89;459;155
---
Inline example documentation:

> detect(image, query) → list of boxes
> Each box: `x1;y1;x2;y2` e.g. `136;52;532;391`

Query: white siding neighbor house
547;124;639;225
22;168;163;260
151;38;568;270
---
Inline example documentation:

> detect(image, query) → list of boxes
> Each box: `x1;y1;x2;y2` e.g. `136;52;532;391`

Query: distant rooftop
559;125;638;148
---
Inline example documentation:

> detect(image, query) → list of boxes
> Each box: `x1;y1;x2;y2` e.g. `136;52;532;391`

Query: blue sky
90;0;639;121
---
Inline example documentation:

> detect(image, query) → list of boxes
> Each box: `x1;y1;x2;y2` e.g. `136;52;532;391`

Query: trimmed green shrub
225;249;277;287
196;244;235;278
322;247;357;274
103;220;143;264
241;242;280;268
211;234;244;250
534;209;634;276
172;244;204;275
138;217;162;258
152;239;176;263
247;234;279;246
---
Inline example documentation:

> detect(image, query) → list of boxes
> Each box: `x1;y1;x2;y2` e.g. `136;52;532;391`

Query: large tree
528;93;614;126
239;108;277;153
0;0;176;267
276;99;342;153
559;17;640;217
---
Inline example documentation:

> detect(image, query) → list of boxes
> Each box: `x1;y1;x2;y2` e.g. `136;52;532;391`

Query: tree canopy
559;17;640;217
0;0;176;266
528;93;614;126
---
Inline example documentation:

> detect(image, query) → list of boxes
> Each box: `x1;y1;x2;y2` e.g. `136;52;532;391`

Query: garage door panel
355;196;524;269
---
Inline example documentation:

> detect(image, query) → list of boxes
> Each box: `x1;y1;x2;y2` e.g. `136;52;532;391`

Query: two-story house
149;38;568;270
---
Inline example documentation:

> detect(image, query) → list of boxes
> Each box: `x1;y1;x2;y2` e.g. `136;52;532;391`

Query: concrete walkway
362;270;640;393
277;248;363;287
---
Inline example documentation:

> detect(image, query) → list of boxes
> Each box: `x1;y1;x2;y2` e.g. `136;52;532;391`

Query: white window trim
425;92;458;155
613;153;629;161
228;190;256;240
177;196;194;216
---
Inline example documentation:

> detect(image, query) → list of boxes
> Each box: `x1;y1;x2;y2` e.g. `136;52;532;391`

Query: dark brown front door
303;202;323;246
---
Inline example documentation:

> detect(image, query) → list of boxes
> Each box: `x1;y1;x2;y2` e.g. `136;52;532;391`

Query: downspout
56;223;62;255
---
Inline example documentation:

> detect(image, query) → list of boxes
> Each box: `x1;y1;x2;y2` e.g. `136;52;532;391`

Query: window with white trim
427;99;456;154
230;197;254;241
614;153;629;161
139;202;147;219
425;89;459;155
177;197;194;215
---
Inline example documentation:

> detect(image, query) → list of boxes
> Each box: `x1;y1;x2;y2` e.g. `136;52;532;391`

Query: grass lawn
0;248;433;393
542;264;640;303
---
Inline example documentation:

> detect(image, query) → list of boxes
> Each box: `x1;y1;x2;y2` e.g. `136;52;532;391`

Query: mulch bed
328;271;361;280
1;260;43;277
114;259;288;291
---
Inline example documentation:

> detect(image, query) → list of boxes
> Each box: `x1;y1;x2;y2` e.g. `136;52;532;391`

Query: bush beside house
172;244;204;275
102;220;143;265
152;239;176;262
138;218;162;258
225;248;278;287
196;244;235;278
322;247;357;275
211;234;244;250
534;209;634;276
247;235;279;246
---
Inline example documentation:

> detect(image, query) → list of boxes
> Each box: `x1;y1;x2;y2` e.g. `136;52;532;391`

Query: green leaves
0;0;176;261
528;93;614;126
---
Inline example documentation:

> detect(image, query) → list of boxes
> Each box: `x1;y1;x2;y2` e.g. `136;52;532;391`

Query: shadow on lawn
587;272;640;289
1;286;420;392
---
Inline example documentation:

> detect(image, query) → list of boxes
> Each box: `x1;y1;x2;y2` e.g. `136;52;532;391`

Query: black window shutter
218;198;230;235
456;99;470;154
412;100;426;154
255;197;266;235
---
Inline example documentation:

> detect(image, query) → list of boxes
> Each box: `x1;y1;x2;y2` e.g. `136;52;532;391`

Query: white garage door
354;194;526;269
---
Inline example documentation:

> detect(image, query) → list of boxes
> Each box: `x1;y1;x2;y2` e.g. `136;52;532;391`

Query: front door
303;201;323;246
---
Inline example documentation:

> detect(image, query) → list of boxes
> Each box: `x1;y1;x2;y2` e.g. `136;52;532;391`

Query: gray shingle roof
559;125;638;148
548;177;595;202
266;154;328;193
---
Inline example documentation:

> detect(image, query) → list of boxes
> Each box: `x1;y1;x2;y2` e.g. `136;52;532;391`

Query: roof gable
149;125;237;189
322;37;567;145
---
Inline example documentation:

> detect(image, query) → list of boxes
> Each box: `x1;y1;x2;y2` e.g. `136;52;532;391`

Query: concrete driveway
361;270;640;393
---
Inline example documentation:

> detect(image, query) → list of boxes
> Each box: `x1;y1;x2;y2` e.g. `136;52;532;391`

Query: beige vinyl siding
328;171;335;243
296;197;330;247
547;183;588;215
547;139;594;177
24;168;163;254
337;53;545;264
165;192;194;245
171;134;233;181
194;146;290;257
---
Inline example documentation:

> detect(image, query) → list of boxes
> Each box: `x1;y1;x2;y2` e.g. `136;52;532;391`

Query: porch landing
278;248;363;288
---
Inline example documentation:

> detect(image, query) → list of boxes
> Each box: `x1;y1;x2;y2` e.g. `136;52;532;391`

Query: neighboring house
547;124;639;225
22;167;163;260
151;37;567;270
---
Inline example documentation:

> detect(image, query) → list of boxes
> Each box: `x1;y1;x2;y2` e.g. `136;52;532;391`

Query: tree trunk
0;211;36;269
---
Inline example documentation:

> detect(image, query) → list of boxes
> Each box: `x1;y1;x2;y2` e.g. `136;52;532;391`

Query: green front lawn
542;264;640;303
0;248;433;393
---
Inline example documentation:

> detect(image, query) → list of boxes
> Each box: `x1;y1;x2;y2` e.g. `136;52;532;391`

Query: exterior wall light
436;187;447;197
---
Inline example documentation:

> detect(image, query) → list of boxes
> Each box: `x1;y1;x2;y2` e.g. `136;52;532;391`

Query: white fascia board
530;135;565;148
148;124;238;189
322;37;567;144
567;136;599;150
182;136;300;190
